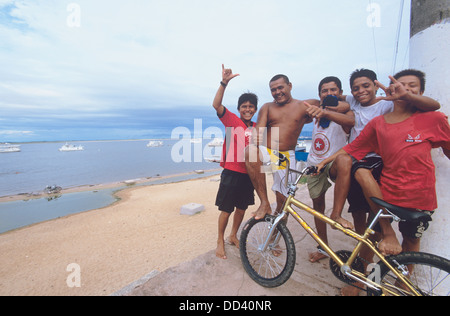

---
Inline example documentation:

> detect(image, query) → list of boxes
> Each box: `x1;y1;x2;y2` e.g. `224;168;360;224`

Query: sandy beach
0;173;260;296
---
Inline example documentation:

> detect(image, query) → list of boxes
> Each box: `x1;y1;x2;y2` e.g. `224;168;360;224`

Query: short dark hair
350;69;378;88
238;92;258;111
318;76;343;94
270;74;290;85
393;69;426;93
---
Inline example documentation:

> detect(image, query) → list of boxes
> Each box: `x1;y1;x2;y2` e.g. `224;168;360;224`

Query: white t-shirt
307;121;348;165
346;95;394;143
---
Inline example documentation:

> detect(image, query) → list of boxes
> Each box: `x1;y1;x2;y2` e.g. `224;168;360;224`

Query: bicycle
240;155;450;296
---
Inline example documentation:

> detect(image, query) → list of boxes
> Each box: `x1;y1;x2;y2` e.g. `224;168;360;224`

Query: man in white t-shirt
305;76;355;263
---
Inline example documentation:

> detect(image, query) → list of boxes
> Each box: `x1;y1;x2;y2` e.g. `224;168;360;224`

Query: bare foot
226;236;240;249
216;240;227;260
378;234;402;256
252;202;271;220
340;284;362;296
309;251;328;263
331;215;354;230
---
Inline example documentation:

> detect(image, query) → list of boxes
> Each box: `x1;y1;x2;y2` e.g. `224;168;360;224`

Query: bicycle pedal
317;246;330;258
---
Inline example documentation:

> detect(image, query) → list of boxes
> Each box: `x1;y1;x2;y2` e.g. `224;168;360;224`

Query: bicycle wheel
239;215;296;288
369;252;450;296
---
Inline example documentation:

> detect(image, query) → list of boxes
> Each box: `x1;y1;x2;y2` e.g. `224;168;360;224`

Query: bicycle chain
329;250;369;293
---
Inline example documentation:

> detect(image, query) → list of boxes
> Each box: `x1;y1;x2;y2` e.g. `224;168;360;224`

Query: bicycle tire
239;215;296;288
368;252;450;296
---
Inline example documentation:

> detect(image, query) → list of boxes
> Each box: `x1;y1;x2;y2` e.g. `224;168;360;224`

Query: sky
0;0;412;142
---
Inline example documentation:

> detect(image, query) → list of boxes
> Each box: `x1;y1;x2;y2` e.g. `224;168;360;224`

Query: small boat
208;138;224;147
59;143;84;152
205;155;221;163
147;140;164;147
0;143;21;153
295;141;309;161
190;138;202;144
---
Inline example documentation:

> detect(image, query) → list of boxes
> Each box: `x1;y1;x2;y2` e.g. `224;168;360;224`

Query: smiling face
351;76;378;106
238;101;256;122
270;78;293;105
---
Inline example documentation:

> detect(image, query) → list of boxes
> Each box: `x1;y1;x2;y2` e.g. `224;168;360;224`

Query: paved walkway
114;185;357;296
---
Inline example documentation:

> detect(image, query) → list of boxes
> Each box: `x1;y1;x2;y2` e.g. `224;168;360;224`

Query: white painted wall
410;22;450;258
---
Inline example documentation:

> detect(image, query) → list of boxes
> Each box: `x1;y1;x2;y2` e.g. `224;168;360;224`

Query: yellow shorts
259;146;297;197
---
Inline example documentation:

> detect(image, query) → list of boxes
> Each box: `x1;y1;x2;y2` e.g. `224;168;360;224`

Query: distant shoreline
0;168;222;203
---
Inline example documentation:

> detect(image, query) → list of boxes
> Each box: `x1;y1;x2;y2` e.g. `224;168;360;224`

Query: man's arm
305;102;355;133
305;98;350;113
251;103;269;146
212;64;240;116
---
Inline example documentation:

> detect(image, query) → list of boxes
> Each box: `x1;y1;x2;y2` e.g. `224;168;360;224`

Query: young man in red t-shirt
213;65;257;260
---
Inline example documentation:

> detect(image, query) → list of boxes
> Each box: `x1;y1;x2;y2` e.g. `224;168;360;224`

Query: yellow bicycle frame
281;194;422;296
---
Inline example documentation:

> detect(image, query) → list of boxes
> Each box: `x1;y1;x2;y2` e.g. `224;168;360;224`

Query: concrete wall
410;0;450;258
411;0;450;36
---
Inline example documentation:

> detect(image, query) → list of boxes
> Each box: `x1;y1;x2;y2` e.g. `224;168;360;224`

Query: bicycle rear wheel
239;215;296;288
369;252;450;296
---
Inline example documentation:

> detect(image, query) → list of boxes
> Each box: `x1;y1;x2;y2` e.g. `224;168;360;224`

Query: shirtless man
245;75;312;220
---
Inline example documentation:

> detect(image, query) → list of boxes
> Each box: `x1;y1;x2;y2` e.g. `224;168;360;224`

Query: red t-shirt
218;107;255;174
344;111;450;211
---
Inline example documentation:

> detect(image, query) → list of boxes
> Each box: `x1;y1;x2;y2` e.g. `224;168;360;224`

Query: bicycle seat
370;197;432;222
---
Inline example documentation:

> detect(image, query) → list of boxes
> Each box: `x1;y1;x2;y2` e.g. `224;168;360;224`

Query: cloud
0;0;411;141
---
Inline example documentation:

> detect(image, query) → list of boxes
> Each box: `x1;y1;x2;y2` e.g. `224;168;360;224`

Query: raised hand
375;76;409;101
222;64;240;85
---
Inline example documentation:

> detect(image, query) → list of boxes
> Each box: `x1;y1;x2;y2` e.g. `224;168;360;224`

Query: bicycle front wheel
239;215;296;288
370;252;450;296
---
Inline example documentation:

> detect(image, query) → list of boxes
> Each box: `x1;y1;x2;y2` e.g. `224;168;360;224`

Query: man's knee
334;153;352;171
245;144;260;166
354;168;374;184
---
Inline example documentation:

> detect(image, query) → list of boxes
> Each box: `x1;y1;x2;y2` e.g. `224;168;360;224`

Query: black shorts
369;211;434;239
215;169;255;214
347;156;383;214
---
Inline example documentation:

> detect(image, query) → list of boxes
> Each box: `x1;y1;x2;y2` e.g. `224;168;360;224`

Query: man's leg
309;193;329;263
354;168;402;256
228;208;245;248
245;145;271;220
216;211;231;259
328;154;354;229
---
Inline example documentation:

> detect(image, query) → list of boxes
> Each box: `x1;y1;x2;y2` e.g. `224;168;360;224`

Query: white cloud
0;0;412;141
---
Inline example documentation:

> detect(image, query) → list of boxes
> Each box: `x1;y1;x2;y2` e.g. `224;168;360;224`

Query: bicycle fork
259;213;286;252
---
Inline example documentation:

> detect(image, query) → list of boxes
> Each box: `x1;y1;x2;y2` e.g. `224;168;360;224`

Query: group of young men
212;64;450;295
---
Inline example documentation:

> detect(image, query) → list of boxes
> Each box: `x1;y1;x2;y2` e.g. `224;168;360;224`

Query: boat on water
147;140;164;147
207;138;224;147
59;143;84;152
295;140;309;162
0;143;21;153
190;138;202;144
204;155;221;163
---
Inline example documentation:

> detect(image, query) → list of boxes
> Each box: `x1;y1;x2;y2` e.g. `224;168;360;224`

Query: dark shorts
215;169;255;214
347;156;383;214
398;211;434;239
369;210;434;239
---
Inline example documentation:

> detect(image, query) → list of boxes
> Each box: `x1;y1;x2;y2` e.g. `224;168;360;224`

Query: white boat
147;140;164;147
208;138;224;147
0;143;21;153
190;138;202;144
205;155;221;163
59;143;84;152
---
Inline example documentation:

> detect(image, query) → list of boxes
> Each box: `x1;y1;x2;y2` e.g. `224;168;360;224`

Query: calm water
0;139;220;197
0;139;222;233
